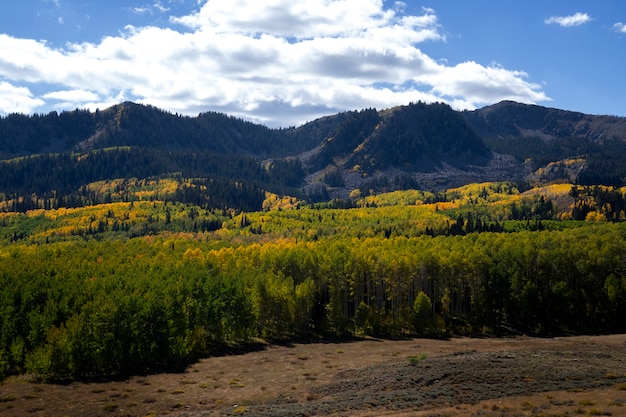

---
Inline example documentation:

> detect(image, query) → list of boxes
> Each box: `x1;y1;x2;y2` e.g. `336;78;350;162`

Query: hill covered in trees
463;101;626;186
2;100;624;211
1;182;626;382
1;101;626;382
0;102;338;159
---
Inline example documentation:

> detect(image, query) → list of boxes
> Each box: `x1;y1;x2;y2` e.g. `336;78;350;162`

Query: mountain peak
464;101;626;142
1;100;625;208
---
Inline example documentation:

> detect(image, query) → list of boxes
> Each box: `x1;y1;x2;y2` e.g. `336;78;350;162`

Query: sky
0;0;624;127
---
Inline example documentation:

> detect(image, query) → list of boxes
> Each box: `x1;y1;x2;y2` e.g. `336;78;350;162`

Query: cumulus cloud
614;22;626;34
43;90;100;102
0;82;45;114
42;89;102;109
425;62;547;104
0;0;549;126
545;12;591;27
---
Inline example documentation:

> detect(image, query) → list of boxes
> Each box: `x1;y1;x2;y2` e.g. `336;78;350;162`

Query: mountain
0;102;356;159
0;100;624;212
463;100;626;142
300;102;518;198
462;101;626;186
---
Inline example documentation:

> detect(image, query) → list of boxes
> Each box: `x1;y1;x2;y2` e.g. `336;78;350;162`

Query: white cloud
0;82;45;114
133;2;171;15
43;89;100;102
153;2;171;13
133;6;153;15
0;0;549;126
614;22;626;34
545;12;591;27
394;2;406;14
424;62;547;109
172;0;409;40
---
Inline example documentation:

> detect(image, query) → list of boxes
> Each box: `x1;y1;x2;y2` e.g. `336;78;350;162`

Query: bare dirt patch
1;334;625;417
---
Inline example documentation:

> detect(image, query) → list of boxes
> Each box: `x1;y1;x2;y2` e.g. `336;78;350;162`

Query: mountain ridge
463;100;626;142
0;100;624;211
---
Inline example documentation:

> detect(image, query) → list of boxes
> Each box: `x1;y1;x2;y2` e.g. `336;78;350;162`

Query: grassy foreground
1;334;625;416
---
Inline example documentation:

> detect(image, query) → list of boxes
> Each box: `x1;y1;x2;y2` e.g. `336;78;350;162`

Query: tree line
1;222;625;381
483;135;626;187
0;103;327;159
0;148;306;213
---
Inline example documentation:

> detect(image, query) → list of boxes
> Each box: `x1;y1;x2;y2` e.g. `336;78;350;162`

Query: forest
0;148;307;213
1;101;626;383
1;180;626;382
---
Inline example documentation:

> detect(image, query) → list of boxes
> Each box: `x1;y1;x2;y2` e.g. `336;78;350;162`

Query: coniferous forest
0;101;626;382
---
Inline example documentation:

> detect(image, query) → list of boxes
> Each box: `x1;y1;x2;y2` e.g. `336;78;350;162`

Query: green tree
294;278;317;334
413;291;433;335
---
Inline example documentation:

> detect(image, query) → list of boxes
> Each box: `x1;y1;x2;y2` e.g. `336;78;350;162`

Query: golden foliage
262;192;302;211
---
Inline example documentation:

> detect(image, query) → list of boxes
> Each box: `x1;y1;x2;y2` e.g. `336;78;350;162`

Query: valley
0;100;625;416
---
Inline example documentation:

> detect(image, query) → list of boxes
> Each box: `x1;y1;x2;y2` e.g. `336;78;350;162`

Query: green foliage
408;353;427;365
0;149;297;213
1;183;626;382
348;102;489;173
413;291;433;336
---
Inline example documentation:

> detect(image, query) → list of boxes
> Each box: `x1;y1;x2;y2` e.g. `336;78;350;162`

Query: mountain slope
346;102;490;172
0;102;345;159
301;102;518;197
0;100;624;212
463;101;626;186
463;100;626;142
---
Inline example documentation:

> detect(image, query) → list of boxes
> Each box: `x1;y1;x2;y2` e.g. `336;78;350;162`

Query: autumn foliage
0;182;625;381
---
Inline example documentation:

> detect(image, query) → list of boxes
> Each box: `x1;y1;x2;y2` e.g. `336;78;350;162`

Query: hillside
1;100;626;413
463;101;626;185
0;102;339;159
301;102;520;198
1;180;626;384
463;100;626;142
0;100;625;212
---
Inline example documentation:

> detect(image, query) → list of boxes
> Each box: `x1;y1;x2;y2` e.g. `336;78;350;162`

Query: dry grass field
1;334;626;417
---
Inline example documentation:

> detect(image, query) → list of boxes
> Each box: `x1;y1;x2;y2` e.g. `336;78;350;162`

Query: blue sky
0;1;624;126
